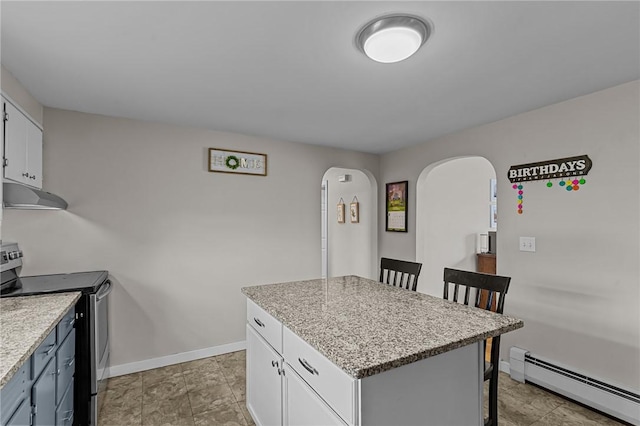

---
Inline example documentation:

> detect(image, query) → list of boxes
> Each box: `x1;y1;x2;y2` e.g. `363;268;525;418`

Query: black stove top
1;270;109;297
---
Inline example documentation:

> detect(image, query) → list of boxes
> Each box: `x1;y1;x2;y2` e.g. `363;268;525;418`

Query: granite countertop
242;275;524;379
1;292;80;388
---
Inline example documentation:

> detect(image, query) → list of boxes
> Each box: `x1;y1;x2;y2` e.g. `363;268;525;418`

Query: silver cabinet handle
62;411;73;422
253;317;265;328
298;358;319;376
44;344;56;356
66;358;75;368
68;318;76;327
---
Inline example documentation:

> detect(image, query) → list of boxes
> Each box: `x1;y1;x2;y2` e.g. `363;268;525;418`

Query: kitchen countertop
0;292;80;388
242;275;523;379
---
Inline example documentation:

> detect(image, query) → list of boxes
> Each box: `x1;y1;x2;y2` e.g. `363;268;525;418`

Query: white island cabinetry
243;276;523;426
246;299;345;426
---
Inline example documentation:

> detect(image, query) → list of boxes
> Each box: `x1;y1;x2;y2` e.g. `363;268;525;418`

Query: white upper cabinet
3;99;43;189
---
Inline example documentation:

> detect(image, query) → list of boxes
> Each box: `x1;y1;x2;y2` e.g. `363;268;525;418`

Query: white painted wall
379;81;640;391
1;108;378;368
416;157;495;296
323;168;377;279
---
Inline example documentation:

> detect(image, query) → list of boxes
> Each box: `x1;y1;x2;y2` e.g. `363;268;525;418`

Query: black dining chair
379;257;423;291
443;267;511;426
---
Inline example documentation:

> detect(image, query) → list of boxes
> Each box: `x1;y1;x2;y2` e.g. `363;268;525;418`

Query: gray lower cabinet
32;358;57;426
0;307;76;426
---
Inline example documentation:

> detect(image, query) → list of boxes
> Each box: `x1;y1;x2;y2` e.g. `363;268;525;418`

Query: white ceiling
2;1;639;154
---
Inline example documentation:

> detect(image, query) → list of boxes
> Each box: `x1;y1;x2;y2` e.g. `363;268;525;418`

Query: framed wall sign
350;199;359;223
386;181;408;232
208;148;267;176
337;199;345;224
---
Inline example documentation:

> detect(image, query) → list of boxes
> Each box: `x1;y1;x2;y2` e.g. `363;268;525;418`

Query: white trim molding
107;340;246;378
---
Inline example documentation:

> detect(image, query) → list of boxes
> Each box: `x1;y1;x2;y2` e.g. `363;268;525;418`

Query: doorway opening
321;167;377;279
416;157;497;295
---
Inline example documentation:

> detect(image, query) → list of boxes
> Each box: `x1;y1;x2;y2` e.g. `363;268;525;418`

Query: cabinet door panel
26;122;43;188
3;101;28;184
56;329;75;405
284;364;347;426
246;325;282;426
6;397;31;426
0;361;30;425
32;358;57;426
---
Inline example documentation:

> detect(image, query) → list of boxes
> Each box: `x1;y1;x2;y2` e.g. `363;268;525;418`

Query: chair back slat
379;258;422;292
443;267;510;313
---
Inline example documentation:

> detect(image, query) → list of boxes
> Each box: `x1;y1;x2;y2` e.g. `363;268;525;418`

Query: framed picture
490;178;497;202
490;204;497;229
386;181;408;232
350;201;359;223
337;201;345;223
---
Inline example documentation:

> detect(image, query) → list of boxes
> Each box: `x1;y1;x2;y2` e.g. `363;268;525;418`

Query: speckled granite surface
242;276;523;379
1;292;80;388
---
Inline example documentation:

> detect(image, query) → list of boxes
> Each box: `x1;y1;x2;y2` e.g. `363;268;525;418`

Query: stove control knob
8;250;23;260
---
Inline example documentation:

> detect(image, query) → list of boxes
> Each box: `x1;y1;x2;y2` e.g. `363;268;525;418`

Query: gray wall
1;108;379;367
379;81;639;390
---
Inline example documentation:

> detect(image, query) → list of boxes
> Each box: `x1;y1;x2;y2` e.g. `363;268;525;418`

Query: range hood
3;182;68;210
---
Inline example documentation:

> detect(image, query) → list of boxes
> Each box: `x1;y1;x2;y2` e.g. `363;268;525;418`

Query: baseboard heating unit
509;347;640;425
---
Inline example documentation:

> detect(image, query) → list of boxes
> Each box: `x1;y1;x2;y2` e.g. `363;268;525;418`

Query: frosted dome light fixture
357;14;430;63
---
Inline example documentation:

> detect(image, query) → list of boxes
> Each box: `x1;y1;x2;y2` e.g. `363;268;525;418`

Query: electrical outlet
519;237;536;252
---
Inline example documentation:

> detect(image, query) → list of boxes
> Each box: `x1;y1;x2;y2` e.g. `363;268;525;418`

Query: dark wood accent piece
477;253;496;274
442;268;511;426
379;257;422;292
477;253;497;312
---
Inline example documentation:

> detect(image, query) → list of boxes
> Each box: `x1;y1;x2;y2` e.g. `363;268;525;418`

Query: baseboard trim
499;359;510;374
107;340;247;378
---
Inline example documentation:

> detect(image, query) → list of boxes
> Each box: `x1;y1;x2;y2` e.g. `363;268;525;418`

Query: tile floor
99;350;625;426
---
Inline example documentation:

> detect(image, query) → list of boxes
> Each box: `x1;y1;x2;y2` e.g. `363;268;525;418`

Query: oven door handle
95;279;113;301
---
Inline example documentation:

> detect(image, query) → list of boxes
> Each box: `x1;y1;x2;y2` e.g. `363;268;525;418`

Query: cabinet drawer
55;382;74;426
283;327;354;425
56;329;76;405
0;361;31;425
247;299;282;353
285;364;347;426
57;308;76;341
32;328;57;380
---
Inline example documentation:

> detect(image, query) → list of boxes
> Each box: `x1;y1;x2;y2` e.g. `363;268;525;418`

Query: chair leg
487;336;501;426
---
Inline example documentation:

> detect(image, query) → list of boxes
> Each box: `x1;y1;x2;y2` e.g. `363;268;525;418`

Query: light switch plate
519;237;536;252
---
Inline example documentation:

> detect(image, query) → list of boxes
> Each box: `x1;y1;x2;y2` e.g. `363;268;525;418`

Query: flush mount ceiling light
356;14;431;64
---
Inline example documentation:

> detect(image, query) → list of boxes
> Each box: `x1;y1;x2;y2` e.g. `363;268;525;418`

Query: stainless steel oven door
89;279;112;425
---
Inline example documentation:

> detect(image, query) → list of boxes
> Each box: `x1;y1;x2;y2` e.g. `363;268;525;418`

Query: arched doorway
321;167;378;279
416;157;497;295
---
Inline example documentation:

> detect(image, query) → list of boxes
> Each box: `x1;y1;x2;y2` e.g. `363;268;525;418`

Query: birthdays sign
509;155;593;215
507;155;592;183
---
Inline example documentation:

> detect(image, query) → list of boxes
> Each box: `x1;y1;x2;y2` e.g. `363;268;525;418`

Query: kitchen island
242;275;523;426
